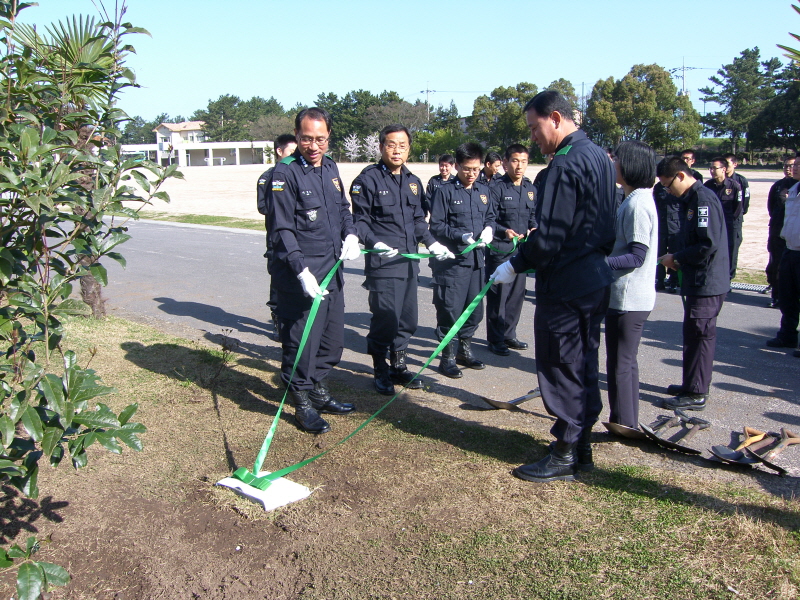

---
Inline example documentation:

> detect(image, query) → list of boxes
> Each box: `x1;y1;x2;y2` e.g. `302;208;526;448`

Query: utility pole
420;82;436;121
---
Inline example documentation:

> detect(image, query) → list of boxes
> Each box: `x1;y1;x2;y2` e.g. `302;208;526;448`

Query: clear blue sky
19;0;798;121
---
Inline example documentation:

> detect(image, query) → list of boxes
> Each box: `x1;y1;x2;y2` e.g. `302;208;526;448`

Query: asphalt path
104;219;800;474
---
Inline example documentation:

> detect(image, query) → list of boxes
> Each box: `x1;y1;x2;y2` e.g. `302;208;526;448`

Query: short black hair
680;149;696;159
722;153;738;166
484;151;502;165
455;142;484;164
656;156;692;178
523;90;574;122
439;154;455;165
274;133;297;154
711;156;728;168
295;107;332;132
379;124;412;146
504;144;529;159
613;140;656;190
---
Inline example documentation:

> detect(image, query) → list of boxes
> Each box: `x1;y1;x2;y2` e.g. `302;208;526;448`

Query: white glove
373;241;399;258
297;268;328;298
461;232;476;245
339;234;361;261
479;226;493;245
428;241;455;261
489;260;517;285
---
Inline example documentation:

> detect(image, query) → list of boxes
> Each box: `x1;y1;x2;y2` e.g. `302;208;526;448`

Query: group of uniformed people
259;92;732;483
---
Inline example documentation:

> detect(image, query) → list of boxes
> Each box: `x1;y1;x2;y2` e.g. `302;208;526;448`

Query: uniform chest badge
409;183;418;195
528;191;534;201
332;178;341;192
725;188;732;196
378;190;390;195
480;194;488;204
698;206;708;217
307;209;317;222
687;209;694;220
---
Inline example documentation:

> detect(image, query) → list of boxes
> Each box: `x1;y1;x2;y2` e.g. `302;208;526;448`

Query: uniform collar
378;160;409;177
556;129;586;152
293;149;328;170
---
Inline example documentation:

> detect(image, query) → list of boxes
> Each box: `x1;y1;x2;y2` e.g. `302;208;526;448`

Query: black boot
513;441;577;482
456;338;485;370
576;427;594;472
290;389;330;434
372;354;395;396
438;340;462;379
309;378;355;414
389;350;423;390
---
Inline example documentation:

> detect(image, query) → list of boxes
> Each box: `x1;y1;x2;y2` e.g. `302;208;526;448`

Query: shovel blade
603;421;647;440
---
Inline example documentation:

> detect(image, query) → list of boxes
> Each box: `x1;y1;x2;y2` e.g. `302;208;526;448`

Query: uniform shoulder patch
272;180;285;192
555;145;573;156
351;184;362;194
280;156;296;165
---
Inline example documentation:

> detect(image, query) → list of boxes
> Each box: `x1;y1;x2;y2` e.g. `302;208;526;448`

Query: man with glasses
705;157;742;282
680;149;703;183
766;156;799;308
429;142;495;379
267;107;361;434
723;153;749;279
653;175;686;293
349;124;453;395
658;157;729;412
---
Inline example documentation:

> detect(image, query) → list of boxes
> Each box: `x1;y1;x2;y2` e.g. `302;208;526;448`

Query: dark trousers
767;237;786;302
365;275;418;356
777;249;800;344
432;262;484;340
726;218;743;280
485;253;527;343
534;286;609;444
276;286;344;391
605;309;650;428
682;293;726;395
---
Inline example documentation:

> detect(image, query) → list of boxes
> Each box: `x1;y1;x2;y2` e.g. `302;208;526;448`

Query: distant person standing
423;154;456;219
705;157;742;281
477;151;503;186
658;157;729;412
605;141;659;430
680;149;704;183
349;125;453;395
484;144;537;356
723;153;750;279
491;91;616;482
257;134;298;338
766;156;798;308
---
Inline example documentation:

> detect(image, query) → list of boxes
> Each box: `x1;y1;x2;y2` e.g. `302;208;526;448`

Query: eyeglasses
458;167;481;174
383;142;408;151
298;136;329;146
664;175;678;191
709;166;725;171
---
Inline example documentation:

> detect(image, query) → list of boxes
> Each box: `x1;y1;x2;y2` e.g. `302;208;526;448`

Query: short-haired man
350;125;453;395
766;156;800;354
490;91;616;482
658;156;729;411
267;107;361;434
423;154;456;218
653;174;686;292
430;142;495;378
257;133;298;339
766;156;798;308
478;151;503;186
485;144;537;356
723;153;749;279
705;157;742;281
680;149;703;183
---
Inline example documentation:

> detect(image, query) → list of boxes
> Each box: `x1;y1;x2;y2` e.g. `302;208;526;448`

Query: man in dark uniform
723;153;749;279
653;179;686;291
430;142;495;379
266;107;361;434
491;91;616;482
680;149;704;183
257;134;297;340
705;157;742;281
477;151;503;186
485;143;537;356
350;124;453;395
423;154;456;218
658;156;729;411
766;156;798;308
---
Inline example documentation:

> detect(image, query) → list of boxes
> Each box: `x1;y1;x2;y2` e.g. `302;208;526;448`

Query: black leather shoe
793;349;800;358
389;350;424;389
576;427;594;472
513;441;577;482
666;384;684;396
769;299;780;309
663;393;707;411
504;338;529;350
290;390;330;434
766;336;797;348
438;340;462;378
372;355;395;396
487;341;510;356
456;338;485;369
309;379;355;414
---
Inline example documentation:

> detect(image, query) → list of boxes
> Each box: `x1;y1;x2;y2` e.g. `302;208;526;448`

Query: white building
121;121;273;167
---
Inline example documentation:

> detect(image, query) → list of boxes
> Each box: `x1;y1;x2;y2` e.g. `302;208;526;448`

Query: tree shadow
0;485;68;543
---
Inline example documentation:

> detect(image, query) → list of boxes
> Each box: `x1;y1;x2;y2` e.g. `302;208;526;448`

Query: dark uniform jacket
510;130;616;302
704;177;742;222
429;178;495;270
731;172;750;215
266;151;357;292
350;161;435;278
488;174;537;255
690;169;704;184
673;181;730;297
768;176;796;243
257;166;274;217
654;182;686;237
423;174;455;216
477;170;502;187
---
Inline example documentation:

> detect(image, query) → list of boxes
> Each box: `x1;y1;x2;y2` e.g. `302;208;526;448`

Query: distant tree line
120;47;799;164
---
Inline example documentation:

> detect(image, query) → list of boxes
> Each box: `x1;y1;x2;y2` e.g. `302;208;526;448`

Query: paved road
105;220;800;473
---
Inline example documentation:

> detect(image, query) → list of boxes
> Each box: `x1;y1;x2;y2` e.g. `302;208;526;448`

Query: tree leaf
117;403;138;425
16;561;45;600
71;450;87;469
41;426;63;458
0;549;13;568
59;401;74;430
21;405;43;442
38;560;70;587
50;298;92;317
115;429;143;451
95;432;122;454
38;374;65;414
87;262;108;286
0;415;15;448
71;404;120;429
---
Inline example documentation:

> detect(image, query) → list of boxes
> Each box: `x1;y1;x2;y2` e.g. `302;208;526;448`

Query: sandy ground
146;162;782;272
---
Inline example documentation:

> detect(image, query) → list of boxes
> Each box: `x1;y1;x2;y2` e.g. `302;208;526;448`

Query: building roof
153;121;205;133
